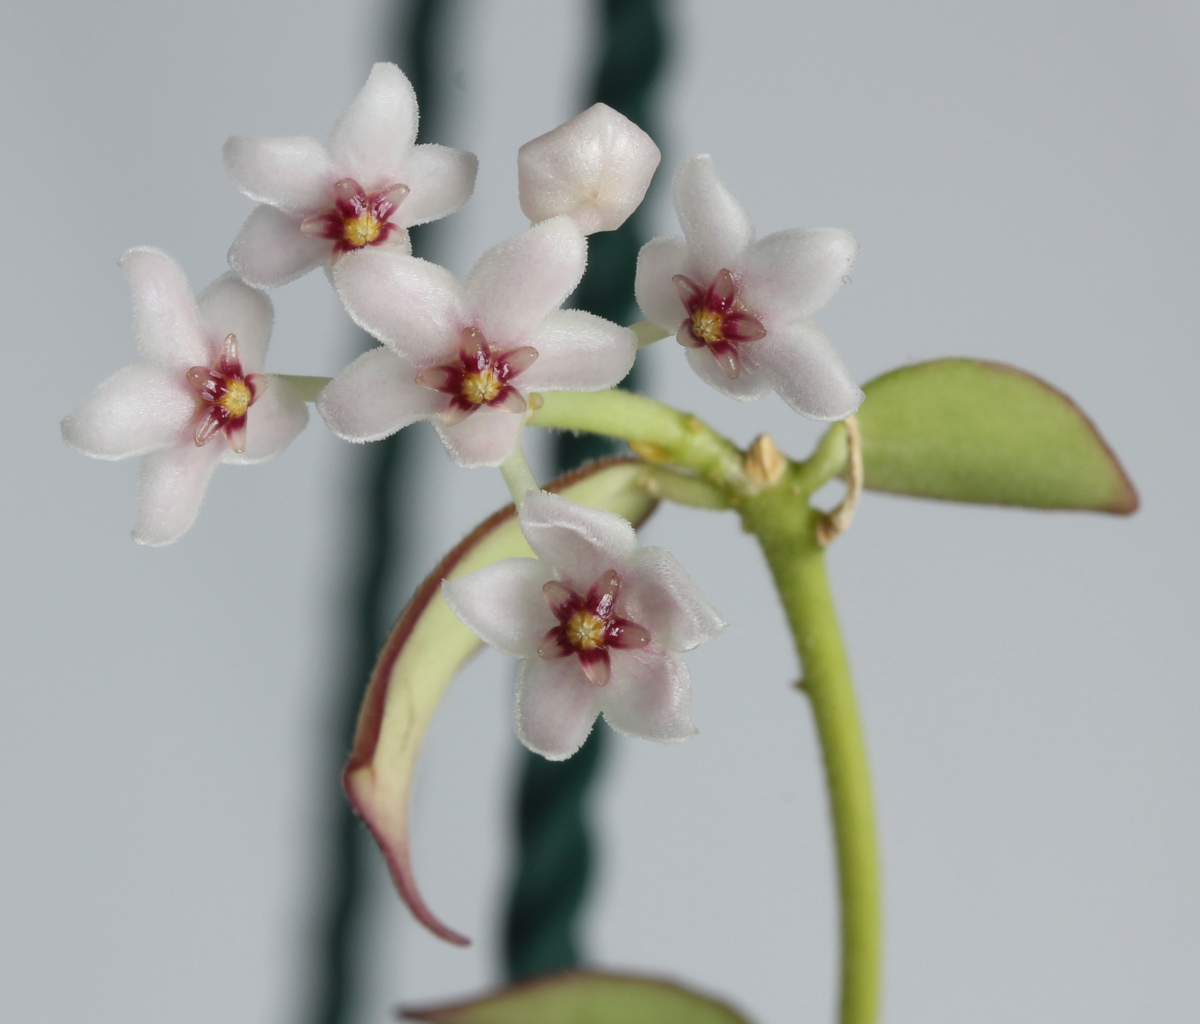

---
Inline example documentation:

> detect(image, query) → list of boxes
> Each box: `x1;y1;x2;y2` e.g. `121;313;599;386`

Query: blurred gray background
2;1;1197;1022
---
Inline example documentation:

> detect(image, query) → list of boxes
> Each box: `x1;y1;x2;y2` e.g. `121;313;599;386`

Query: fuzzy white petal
442;558;553;659
431;405;525;468
133;441;224;546
222;135;336;214
519;310;636;392
317;347;443;443
741;228;858;325
673;155;755;281
755;320;864;421
518;490;637;588
395;144;478;226
633;235;689;330
515;657;602;760
465;217;586;347
196;273;274;372
518;103;660;234
626;546;726;652
228;205;330;289
600;649;696;743
224;376;309;464
333;249;463;360
328;63;418;187
120;248;210;368
61;365;193;460
684;345;774;402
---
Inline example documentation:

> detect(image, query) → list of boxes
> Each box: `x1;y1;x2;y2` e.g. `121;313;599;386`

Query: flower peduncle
527;389;744;490
278;375;333;403
499;446;540;505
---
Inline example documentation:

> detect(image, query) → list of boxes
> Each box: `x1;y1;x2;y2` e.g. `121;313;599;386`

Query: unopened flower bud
517;103;661;235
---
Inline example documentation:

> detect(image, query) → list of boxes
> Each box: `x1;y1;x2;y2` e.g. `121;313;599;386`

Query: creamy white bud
517;103;661;235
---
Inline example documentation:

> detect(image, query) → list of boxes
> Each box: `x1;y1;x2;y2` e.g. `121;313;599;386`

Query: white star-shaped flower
224;62;478;288
444;490;725;760
635;154;863;420
318;216;637;468
61;249;308;545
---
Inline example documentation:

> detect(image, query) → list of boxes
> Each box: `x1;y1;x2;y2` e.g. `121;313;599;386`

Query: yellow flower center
462;369;503;405
690;308;724;345
343;212;383;248
219;379;253;418
566;609;606;650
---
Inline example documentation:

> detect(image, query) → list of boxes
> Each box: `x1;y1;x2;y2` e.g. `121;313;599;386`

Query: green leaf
402;971;755;1024
853;359;1137;512
343;458;659;946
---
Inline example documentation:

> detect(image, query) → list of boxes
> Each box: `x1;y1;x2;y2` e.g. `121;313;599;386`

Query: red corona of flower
672;268;766;379
299;178;409;257
185;333;267;454
536;569;652;686
414;327;538;425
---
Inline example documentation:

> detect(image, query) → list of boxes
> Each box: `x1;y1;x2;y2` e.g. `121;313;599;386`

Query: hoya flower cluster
63;63;863;757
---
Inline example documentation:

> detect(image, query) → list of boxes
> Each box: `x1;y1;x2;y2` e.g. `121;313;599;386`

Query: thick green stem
528;390;744;485
636;464;730;509
527;393;881;1021
742;486;881;1024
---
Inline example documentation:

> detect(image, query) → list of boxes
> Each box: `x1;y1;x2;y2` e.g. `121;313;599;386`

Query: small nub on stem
817;415;862;547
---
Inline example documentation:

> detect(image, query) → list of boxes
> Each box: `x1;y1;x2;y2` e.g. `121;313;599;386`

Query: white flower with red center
224;62;478;289
61;248;308;546
517;102;661;235
318;216;637;468
443;490;725;759
635;154;864;420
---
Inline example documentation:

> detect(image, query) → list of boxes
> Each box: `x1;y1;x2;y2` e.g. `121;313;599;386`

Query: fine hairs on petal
327;62;420;181
519;490;639;582
600;649;697;744
465;216;588;345
121;247;211;369
134;442;224;546
397;145;480;226
519;310;637;392
442;559;552;659
673;155;755;279
228;206;331;289
332;249;466;359
633;235;690;331
196;273;275;372
221;135;336;214
516;657;603;760
61;365;195;461
316;348;444;443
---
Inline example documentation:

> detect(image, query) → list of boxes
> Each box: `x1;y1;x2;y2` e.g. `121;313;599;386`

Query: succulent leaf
402;970;754;1024
852;358;1137;513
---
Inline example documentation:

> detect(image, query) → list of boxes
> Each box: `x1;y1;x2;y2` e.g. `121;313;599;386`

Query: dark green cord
503;0;669;982
305;3;451;1022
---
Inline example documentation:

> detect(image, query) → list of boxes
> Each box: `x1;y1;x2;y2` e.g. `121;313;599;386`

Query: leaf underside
402;970;755;1024
854;358;1137;513
343;458;660;945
